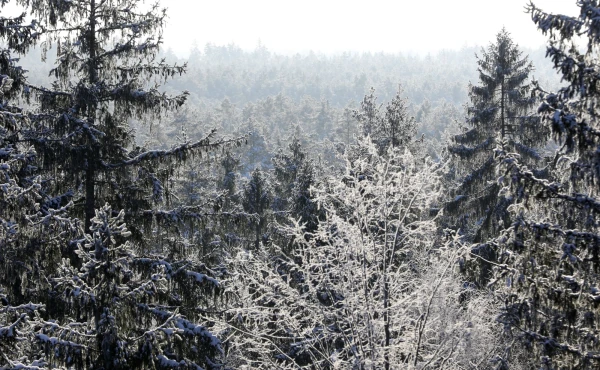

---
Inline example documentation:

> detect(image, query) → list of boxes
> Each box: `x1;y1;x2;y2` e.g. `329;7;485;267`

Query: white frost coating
174;318;222;349
6;364;44;370
36;333;84;348
186;271;219;286
131;89;146;98
552;109;562;124
157;354;183;367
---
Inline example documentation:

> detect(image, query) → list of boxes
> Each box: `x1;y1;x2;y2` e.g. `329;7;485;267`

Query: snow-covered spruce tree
334;104;359;150
0;77;55;368
445;29;543;245
486;2;600;368
220;151;240;203
241;168;272;250
18;0;240;237
0;12;82;368
36;204;223;369
352;87;416;155
0;0;236;367
314;100;333;139
272;136;320;240
218;137;505;369
272;137;306;219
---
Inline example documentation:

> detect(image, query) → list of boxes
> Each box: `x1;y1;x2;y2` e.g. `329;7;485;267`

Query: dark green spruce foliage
446;29;543;245
0;11;79;367
0;0;236;367
242;168;272;250
45;204;224;369
272;136;320;235
21;0;238;236
490;2;600;368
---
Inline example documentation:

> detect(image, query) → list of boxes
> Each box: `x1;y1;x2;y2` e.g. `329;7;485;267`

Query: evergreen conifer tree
489;2;600;367
21;0;239;237
0;0;236;367
0;11;79;368
445;29;542;245
43;204;224;368
242;168;272;250
353;87;416;155
272;136;319;233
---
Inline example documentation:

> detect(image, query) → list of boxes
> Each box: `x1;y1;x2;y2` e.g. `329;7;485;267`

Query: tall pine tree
0;0;238;367
21;0;239;237
490;2;600;368
242;168;272;250
445;29;542;245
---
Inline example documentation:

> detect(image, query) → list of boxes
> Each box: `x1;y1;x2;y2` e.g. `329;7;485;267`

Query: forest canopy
0;0;597;369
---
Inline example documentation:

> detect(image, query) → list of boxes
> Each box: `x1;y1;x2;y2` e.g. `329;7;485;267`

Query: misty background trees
2;0;599;369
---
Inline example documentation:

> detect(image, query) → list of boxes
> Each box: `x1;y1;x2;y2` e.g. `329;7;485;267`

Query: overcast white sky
161;0;578;56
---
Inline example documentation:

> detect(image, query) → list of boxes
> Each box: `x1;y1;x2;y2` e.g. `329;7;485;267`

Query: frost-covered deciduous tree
445;29;543;246
218;137;505;369
487;2;600;368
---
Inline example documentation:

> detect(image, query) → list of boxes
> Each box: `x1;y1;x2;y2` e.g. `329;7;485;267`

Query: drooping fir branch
116;58;187;81
508;139;542;161
452;156;495;195
497;146;600;213
453;128;480;144
101;131;246;168
447;137;494;159
0;12;42;54
526;2;584;41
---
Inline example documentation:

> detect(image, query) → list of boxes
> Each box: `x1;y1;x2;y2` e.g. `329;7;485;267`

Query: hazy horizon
162;0;578;58
0;0;580;57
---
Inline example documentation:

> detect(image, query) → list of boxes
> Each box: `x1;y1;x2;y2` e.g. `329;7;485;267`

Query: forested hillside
0;0;597;369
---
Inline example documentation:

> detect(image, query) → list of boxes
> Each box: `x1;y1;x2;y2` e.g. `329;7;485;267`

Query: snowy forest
1;0;600;369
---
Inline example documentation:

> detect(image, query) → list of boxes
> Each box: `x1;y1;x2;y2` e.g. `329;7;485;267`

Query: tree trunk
85;0;98;233
500;75;505;140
